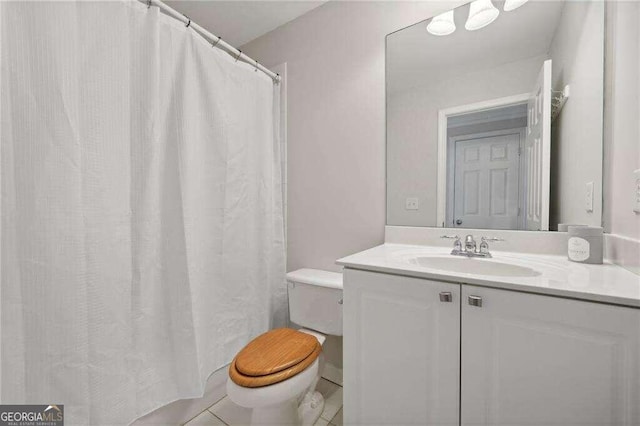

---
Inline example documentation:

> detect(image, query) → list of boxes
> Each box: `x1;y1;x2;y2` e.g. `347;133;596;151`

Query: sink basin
409;256;541;277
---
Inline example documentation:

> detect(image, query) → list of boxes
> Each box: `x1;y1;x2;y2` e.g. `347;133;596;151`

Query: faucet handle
479;236;502;256
479;238;490;254
481;236;504;242
442;235;462;252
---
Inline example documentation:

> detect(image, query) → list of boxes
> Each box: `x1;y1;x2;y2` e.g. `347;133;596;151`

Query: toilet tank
287;269;343;336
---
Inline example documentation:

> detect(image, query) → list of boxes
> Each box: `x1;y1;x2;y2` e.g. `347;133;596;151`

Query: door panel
454;132;521;229
461;285;640;426
343;269;460;426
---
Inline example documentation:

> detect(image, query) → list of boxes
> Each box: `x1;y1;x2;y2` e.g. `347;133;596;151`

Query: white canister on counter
567;226;603;264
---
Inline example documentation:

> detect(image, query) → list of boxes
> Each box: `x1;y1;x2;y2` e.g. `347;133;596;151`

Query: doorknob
439;292;452;302
468;295;482;307
456;219;463;225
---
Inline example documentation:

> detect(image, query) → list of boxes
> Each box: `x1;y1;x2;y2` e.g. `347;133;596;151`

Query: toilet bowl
226;269;343;426
227;328;326;425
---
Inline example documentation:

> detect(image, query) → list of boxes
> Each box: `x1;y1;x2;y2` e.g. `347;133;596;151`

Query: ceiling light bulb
427;10;456;36
504;0;529;11
465;0;500;31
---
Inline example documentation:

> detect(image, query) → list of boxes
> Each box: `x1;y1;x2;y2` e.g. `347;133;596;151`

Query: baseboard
132;365;229;426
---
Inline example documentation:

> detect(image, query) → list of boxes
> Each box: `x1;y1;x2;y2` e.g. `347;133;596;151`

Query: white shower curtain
0;1;286;425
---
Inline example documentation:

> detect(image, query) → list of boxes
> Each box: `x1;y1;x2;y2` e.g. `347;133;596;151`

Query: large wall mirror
386;0;604;231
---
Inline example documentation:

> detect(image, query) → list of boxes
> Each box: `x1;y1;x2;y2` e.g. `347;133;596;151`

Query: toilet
226;268;343;425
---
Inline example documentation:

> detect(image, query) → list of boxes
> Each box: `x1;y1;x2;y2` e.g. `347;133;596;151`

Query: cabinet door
343;269;460;426
461;285;640;426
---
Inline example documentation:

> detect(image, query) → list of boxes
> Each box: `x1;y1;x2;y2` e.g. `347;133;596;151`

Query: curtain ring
235;50;242;62
254;60;259;72
212;37;221;48
184;15;191;28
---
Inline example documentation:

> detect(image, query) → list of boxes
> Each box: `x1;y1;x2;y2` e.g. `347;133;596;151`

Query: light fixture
465;0;500;31
504;0;529;11
427;10;456;36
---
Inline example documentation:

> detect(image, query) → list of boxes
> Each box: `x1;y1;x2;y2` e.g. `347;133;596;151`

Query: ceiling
387;0;565;94
166;0;328;47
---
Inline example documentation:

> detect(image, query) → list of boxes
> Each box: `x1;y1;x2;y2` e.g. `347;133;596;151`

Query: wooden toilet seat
229;328;322;388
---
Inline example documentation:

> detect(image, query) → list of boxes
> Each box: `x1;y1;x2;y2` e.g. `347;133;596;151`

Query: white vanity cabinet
344;268;640;426
461;285;640;426
343;269;461;426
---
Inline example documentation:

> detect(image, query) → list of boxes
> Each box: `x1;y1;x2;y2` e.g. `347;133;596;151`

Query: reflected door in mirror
452;132;522;230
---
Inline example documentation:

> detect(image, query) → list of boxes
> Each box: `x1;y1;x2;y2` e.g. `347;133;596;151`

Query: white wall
549;0;604;229
604;1;640;241
386;54;545;226
242;1;466;273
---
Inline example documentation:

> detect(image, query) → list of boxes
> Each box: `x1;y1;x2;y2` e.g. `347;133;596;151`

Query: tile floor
183;378;343;426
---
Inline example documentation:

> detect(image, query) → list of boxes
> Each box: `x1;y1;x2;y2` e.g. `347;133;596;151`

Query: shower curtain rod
141;0;281;83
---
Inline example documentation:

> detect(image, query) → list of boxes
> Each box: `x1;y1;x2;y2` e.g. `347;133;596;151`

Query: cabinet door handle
468;295;482;307
439;291;452;302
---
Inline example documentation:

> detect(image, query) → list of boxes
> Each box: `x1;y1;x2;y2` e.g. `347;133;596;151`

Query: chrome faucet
442;235;503;258
464;235;477;253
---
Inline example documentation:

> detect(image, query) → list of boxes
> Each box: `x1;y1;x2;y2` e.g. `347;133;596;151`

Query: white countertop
336;243;640;308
